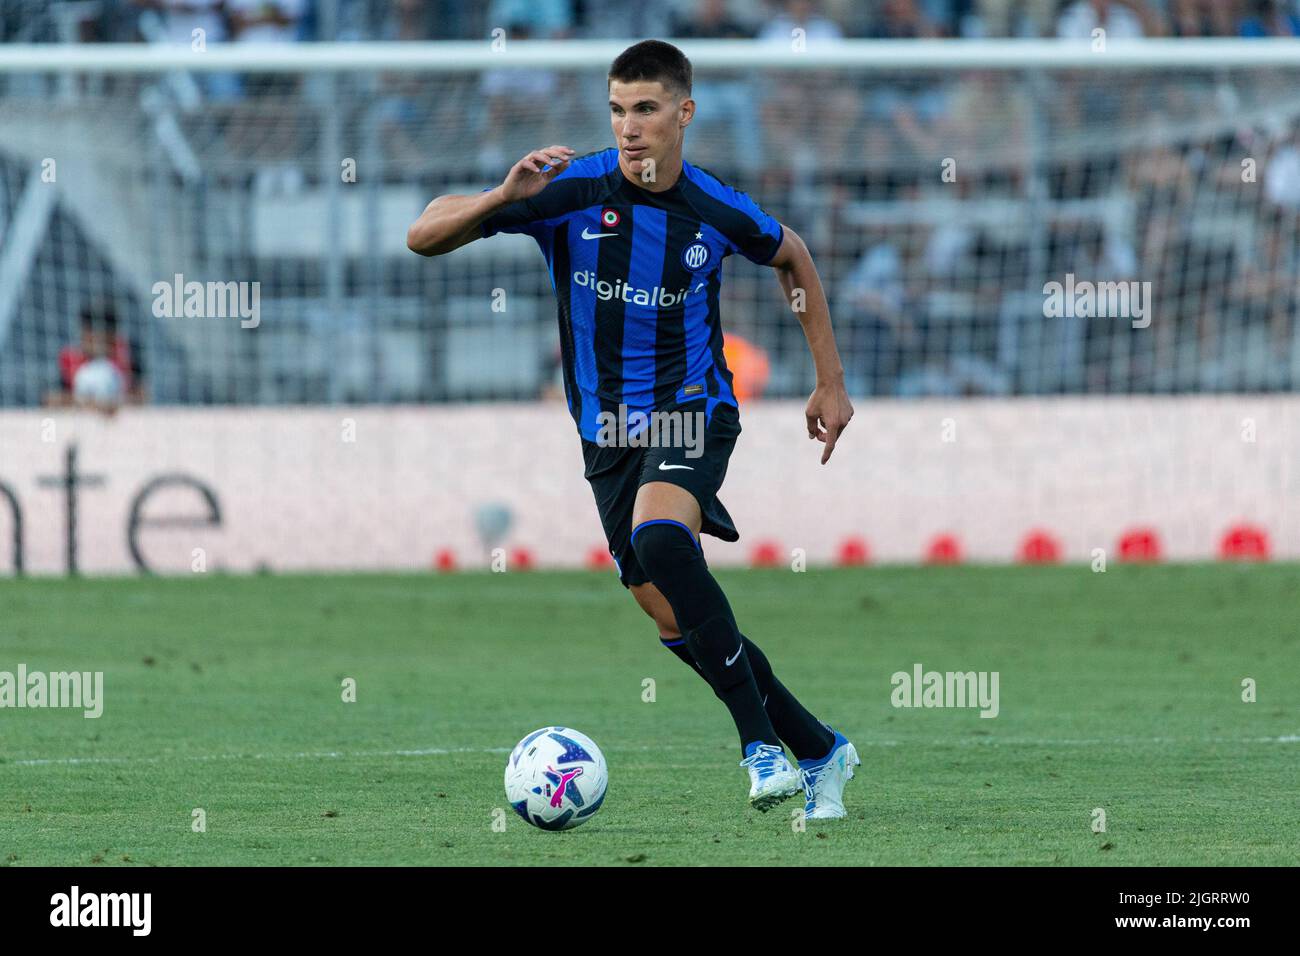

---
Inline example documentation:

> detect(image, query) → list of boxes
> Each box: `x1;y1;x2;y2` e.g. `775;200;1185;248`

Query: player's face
608;79;693;180
81;326;111;358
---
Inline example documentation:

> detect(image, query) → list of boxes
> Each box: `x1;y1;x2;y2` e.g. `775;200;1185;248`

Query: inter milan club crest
682;239;711;272
601;208;620;228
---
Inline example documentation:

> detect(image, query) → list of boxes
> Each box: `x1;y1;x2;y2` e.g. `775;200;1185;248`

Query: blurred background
1;2;1298;574
2;1;1300;408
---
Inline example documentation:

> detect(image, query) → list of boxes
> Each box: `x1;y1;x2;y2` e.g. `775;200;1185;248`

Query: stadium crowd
5;0;1300;45
3;1;1299;403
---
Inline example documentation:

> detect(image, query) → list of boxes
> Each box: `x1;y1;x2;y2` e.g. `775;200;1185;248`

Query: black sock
633;520;779;752
660;633;833;761
659;636;707;680
741;636;834;761
687;615;778;751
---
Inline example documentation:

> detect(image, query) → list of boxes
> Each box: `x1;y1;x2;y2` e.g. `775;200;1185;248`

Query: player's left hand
805;381;853;464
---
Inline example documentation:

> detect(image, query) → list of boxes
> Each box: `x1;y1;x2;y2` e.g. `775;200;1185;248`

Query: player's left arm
768;226;854;464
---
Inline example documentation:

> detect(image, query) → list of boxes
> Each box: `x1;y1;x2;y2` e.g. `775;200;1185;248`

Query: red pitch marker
433;549;457;572
1118;527;1162;562
926;533;963;564
1219;524;1270;561
586;546;613;570
510;547;535;570
1018;529;1061;564
836;536;870;566
750;540;782;568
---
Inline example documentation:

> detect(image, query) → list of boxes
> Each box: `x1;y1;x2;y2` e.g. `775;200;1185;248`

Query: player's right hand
498;146;576;203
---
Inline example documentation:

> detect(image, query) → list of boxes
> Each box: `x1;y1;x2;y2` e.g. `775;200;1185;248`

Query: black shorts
582;401;741;588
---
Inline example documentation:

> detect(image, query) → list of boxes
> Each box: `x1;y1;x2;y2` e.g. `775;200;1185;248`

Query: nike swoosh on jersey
580;227;618;240
657;462;694;471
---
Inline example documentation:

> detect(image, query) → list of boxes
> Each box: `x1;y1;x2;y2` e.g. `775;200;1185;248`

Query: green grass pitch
1;564;1297;866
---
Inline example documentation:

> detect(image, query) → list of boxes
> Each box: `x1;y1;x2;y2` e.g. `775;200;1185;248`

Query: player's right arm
405;145;576;257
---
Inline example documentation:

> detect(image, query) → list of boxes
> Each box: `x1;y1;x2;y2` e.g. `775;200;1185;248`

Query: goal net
2;40;1300;407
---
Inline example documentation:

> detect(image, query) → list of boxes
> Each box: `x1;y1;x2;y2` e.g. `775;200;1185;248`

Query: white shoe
739;743;803;812
799;729;860;819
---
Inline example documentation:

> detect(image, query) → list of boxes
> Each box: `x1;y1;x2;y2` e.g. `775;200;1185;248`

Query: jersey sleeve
721;186;785;265
479;192;543;238
479;174;593;239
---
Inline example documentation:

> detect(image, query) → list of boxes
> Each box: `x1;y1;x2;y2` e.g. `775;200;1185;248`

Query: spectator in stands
1234;206;1300;374
671;0;762;170
758;1;857;174
583;0;676;39
1052;221;1141;391
373;0;434;163
1167;0;1234;37
965;0;1057;37
227;0;305;102
477;22;561;174
1211;1;1242;37
1263;121;1300;211
132;0;243;99
205;0;305;187
1239;0;1300;36
817;0;875;36
948;70;1031;193
837;224;927;396
35;0;1298;44
228;0;304;42
884;70;1029;196
1056;0;1163;38
132;0;228;46
865;0;942;38
1123;121;1214;388
45;303;147;414
758;0;845;42
673;0;753;39
1128;120;1195;275
485;0;572;38
382;0;435;39
862;4;967;173
52;0;135;43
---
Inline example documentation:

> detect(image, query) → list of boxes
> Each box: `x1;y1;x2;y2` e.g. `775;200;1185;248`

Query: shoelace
739;744;787;773
801;764;826;801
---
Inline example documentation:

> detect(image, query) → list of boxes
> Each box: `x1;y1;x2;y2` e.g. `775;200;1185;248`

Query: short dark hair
79;302;118;335
608;40;692;100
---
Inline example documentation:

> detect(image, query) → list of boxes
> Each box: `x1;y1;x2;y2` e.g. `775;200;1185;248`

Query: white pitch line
7;735;1298;768
9;746;512;767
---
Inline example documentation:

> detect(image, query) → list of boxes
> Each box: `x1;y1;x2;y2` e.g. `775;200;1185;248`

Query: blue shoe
739;742;803;812
798;728;860;819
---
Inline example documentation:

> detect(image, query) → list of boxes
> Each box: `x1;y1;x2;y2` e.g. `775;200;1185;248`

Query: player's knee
630;519;700;582
648;607;679;638
629;583;679;637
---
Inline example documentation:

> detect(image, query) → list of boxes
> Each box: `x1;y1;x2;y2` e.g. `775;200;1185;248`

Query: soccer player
407;40;858;817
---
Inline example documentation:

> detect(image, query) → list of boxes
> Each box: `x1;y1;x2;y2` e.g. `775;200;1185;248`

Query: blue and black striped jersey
481;148;784;442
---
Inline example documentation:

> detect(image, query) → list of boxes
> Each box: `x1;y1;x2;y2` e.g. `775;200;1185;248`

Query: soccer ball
504;726;608;831
73;358;125;403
